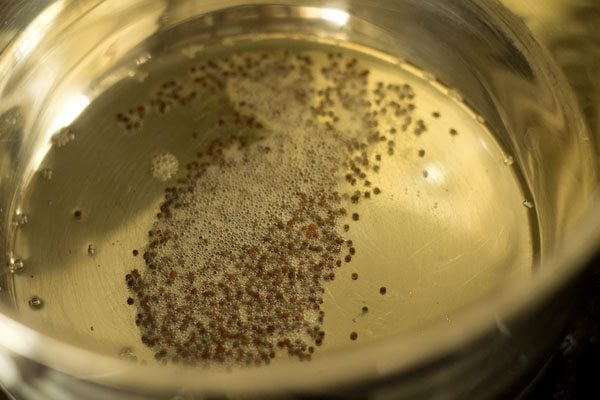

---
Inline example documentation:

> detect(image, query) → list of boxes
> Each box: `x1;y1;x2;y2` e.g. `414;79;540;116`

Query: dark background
523;263;600;399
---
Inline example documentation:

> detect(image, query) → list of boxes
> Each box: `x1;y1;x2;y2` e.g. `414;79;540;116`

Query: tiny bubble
448;89;463;102
423;72;436;82
13;213;28;226
51;127;75;147
41;168;53;180
28;296;43;310
523;201;534;209
503;156;515;166
9;258;25;274
136;53;151;66
119;347;138;362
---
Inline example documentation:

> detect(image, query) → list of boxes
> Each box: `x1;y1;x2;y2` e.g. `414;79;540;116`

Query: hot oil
8;38;536;366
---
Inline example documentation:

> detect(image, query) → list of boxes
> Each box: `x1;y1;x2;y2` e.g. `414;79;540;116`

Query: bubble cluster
126;48;421;367
503;156;515;166
151;152;179;182
523;200;534;209
119;347;139;362
51;127;75;147
8;258;25;274
41;168;54;180
13;212;28;226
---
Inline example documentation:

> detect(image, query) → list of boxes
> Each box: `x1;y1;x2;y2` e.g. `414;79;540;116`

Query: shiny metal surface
0;1;598;399
7;37;536;361
504;0;600;149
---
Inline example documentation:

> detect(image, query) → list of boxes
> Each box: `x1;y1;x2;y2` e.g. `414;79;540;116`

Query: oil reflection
320;8;350;27
15;1;64;62
32;93;90;172
47;94;90;135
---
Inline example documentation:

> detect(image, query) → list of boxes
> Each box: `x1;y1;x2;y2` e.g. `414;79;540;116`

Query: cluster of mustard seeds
124;48;423;366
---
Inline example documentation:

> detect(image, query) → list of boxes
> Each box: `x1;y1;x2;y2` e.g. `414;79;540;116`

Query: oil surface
8;38;535;366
